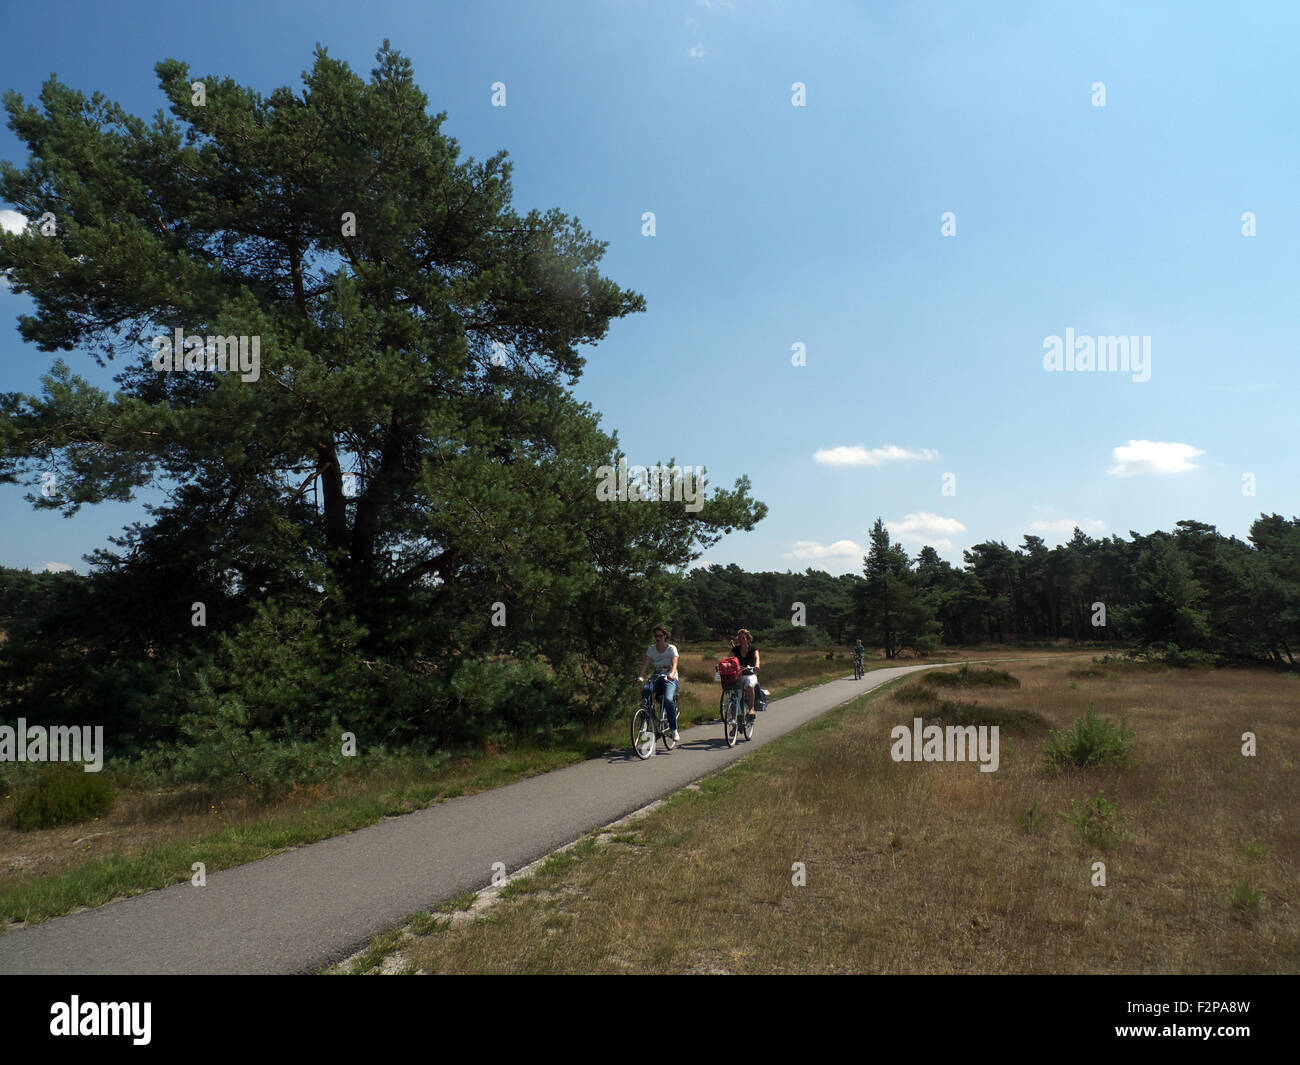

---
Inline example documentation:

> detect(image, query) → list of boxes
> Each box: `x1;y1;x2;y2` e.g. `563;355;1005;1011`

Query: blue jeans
643;677;678;730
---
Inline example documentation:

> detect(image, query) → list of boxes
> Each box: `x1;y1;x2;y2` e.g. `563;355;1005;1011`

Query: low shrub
13;763;115;831
1060;788;1129;847
925;699;1048;734
1043;704;1136;768
1163;643;1216;669
923;664;1021;689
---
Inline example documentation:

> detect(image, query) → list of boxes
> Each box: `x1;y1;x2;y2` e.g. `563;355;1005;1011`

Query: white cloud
885;513;966;550
41;561;74;572
686;42;707;59
1108;440;1204;477
784;539;864;560
1029;519;1107;538
813;444;939;467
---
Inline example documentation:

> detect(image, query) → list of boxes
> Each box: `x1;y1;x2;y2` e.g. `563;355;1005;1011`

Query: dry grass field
351;656;1298;974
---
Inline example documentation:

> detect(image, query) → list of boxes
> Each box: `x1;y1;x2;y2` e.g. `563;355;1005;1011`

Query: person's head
735;628;753;648
652;624;670;645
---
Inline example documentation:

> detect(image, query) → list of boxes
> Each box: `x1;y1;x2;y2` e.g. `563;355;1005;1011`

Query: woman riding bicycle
730;629;761;721
637;625;680;741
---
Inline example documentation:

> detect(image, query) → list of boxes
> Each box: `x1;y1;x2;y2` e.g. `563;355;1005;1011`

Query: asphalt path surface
0;662;949;974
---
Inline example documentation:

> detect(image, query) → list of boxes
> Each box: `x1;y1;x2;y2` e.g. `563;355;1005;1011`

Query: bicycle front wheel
724;694;738;748
632;707;656;760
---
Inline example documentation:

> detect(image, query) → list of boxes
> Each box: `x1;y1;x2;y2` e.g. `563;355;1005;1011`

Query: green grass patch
1240;838;1269;861
1017;799;1048;835
1227;878;1263;917
408;911;442;936
349;928;406;974
435;891;477;914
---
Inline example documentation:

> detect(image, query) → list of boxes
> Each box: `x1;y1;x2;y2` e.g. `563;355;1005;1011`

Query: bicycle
853;653;864;681
632;673;679;759
719;667;757;748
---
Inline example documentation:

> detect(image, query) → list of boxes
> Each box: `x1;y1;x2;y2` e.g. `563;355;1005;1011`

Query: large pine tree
0;44;764;757
856;519;938;658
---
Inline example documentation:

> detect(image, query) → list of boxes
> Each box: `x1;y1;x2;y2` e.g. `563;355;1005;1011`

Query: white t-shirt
645;643;679;673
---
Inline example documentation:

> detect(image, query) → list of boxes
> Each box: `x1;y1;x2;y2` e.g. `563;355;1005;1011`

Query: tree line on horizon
668;516;1300;667
1;509;1295;789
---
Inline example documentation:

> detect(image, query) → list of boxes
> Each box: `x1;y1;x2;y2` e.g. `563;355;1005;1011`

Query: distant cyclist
853;637;865;664
638;625;680;741
730;629;761;721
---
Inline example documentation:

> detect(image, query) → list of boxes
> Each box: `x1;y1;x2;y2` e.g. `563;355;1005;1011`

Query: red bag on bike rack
716;656;742;683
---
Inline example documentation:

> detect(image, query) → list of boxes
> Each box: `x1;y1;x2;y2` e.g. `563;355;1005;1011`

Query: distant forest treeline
0;513;1295;786
668;516;1300;666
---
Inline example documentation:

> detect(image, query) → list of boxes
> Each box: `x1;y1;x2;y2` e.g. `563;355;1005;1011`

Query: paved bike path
0;663;944;974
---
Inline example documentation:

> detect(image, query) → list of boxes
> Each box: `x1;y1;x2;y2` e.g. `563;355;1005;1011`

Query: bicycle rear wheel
632;707;655;759
660;702;678;750
743;703;754;740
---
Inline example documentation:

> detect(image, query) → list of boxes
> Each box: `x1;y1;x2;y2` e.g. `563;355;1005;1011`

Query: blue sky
1;0;1296;575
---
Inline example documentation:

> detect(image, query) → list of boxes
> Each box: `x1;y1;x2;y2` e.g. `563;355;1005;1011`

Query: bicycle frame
643;673;672;725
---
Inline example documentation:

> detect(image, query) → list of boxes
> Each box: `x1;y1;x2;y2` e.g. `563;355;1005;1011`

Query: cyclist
730;628;761;721
637;624;680;741
853;637;865;675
